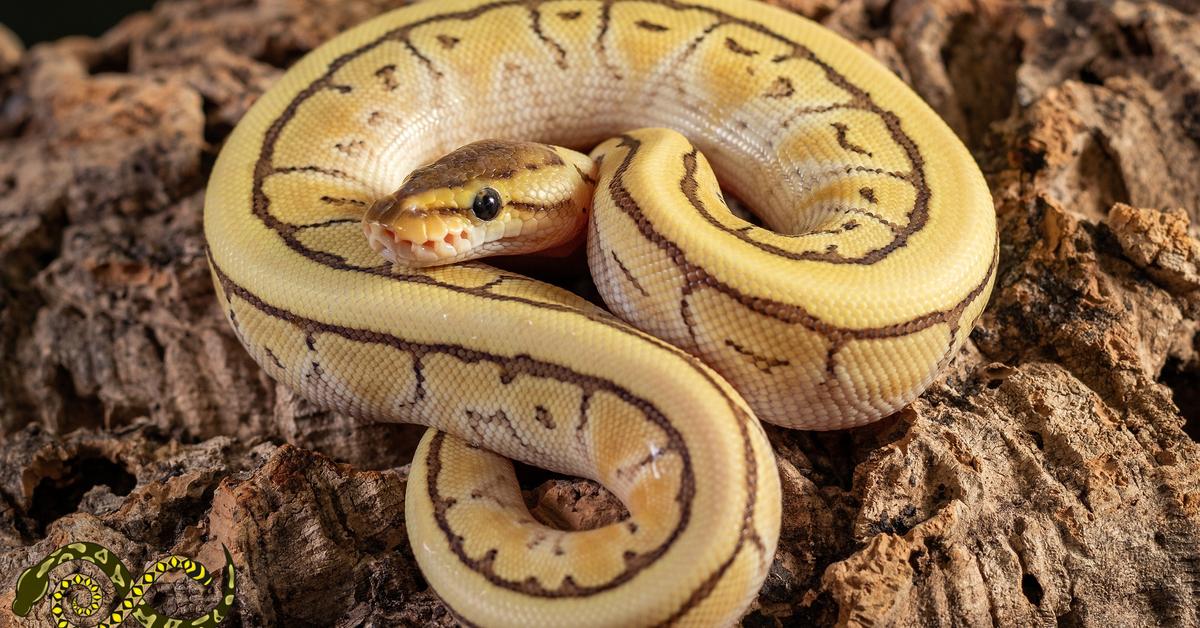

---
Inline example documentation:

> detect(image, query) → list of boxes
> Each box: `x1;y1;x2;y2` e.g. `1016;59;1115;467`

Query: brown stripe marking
842;207;900;234
366;110;391;126
318;196;367;208
295;218;361;233
403;39;443;79
272;164;362;183
530;7;569;69
779;101;858;129
573;392;593;454
831;122;873;157
635;19;669;32
611;250;649;297
676;18;729;67
797;218;860;237
437;34;460;49
467;409;532;449
639;11;728;109
615;446;666;480
527;531;551;550
507;198;575;213
724;339;790;373
534;405;556;429
859;186;878;204
763;76;794;99
595;1;622;80
375;64;400;91
333;140;367;157
724;37;758;56
575;164;598;186
558;10;583;20
264;347;284;369
843;164;910;180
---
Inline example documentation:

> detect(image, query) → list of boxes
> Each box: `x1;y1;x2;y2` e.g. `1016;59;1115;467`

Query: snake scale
202;0;997;625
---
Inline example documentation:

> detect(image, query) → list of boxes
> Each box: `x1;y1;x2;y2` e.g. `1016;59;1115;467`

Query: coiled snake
202;0;997;625
12;542;235;627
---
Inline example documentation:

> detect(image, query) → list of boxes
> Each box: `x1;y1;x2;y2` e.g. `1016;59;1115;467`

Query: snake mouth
364;221;477;266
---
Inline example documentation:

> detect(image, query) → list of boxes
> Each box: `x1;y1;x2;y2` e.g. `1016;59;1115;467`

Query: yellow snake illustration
203;0;997;625
12;542;236;627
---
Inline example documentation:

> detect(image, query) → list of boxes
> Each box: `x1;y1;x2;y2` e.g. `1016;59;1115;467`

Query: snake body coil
203;0;996;625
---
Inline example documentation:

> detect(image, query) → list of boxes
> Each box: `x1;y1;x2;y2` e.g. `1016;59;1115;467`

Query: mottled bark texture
1;0;1198;626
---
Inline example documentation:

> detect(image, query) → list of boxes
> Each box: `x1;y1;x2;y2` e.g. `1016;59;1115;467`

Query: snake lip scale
203;0;997;625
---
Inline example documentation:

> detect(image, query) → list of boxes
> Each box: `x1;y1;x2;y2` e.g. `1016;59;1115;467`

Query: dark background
1;1;155;45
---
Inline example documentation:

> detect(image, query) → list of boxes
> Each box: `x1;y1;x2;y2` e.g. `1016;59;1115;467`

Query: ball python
203;0;997;625
11;542;236;627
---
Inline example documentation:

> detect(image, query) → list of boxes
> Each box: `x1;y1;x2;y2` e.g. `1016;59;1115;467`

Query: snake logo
11;542;236;627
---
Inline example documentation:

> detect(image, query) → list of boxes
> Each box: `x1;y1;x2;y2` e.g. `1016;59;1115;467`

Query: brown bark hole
28;453;136;536
512;460;630;532
942;14;1023;148
1160;356;1200;440
1074;134;1132;221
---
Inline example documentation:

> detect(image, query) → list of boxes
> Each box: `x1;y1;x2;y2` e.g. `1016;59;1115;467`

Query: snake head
11;563;48;616
363;139;594;268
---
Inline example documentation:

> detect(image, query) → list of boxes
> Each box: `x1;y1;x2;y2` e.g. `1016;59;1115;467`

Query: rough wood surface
1;1;1198;626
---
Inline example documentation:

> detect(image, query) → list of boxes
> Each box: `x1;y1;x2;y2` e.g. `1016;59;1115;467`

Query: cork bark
1;0;1198;626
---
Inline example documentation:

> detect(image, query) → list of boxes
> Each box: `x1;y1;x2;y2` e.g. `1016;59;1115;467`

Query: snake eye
472;187;502;221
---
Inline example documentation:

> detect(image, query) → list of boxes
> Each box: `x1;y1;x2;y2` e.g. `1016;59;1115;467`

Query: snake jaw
364;219;482;267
